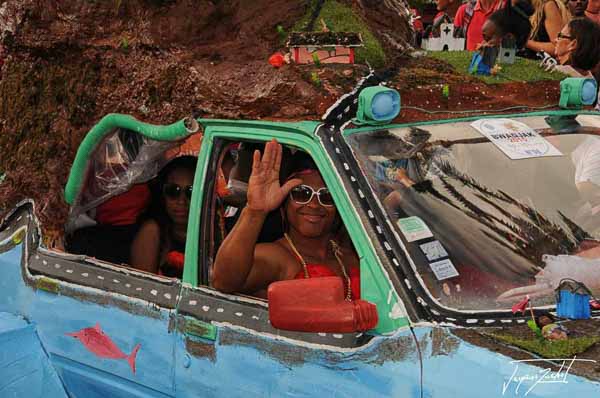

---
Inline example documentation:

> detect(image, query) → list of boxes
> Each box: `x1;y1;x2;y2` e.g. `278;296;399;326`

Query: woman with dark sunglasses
212;140;360;300
130;156;197;277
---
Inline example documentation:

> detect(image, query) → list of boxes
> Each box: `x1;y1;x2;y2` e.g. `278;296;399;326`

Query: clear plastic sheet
66;128;184;233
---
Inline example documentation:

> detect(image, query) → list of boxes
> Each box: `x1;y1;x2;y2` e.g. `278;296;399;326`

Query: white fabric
572;136;600;185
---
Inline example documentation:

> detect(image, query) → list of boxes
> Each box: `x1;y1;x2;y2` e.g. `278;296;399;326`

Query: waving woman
211;140;360;300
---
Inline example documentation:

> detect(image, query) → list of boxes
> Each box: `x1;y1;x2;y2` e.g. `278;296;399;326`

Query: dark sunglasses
557;32;574;40
163;183;193;201
290;185;334;207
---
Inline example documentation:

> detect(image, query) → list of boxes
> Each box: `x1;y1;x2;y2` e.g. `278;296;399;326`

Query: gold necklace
283;233;352;301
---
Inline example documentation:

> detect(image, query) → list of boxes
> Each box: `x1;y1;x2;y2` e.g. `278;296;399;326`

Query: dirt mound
0;0;414;235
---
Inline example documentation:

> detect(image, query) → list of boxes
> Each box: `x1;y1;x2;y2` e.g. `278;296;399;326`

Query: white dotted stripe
343;163;350;170
35;258;179;303
431;309;440;316
318;333;327;337
35;255;39;260
333;334;343;339
202;306;210;312
189;300;197;306
404;278;411;290
252;315;259;320
217;308;224;313
466;319;478;324
445;317;457;322
150;290;158;296
517;319;526;324
17;216;22;222
335;148;341;154
392;258;400;266
484;319;496;324
383;242;392;251
358;189;365;198
367;210;374;219
500;319;513;323
376;226;383;234
235;312;243;317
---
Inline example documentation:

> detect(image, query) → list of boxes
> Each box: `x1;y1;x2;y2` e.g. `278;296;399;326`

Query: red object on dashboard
268;276;378;333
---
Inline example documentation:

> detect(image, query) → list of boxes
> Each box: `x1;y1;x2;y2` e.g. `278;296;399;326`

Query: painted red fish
66;323;141;374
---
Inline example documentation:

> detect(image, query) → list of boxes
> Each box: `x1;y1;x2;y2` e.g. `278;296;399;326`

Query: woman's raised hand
246;140;302;213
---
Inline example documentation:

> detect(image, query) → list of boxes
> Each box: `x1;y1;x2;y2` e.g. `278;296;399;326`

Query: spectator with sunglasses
130;156;197;277
212;140;360;300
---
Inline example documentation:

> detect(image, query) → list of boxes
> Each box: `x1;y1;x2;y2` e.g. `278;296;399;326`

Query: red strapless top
295;264;361;300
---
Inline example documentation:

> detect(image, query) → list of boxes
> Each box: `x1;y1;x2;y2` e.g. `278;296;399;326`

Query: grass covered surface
429;51;565;84
492;334;600;358
292;0;386;67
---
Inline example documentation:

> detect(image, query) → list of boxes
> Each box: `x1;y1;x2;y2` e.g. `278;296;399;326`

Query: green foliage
493;333;600;358
429;51;566;84
442;84;450;99
527;320;543;338
276;25;287;45
310;71;321;87
312;52;321;66
120;36;129;51
293;0;386;68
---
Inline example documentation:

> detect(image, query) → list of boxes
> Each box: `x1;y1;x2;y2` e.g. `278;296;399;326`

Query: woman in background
553;17;600;77
130;156;197;278
523;0;570;56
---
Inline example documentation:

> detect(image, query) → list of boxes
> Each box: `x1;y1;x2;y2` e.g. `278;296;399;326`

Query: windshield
346;114;600;312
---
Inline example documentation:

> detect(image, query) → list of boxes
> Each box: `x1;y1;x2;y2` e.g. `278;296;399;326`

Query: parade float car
1;78;600;398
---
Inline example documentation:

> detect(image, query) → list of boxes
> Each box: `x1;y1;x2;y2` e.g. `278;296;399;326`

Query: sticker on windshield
420;240;448;261
397;216;433;242
429;259;459;281
471;118;562;160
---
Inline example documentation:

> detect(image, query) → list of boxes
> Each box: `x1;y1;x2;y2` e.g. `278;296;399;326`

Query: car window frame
176;121;411;340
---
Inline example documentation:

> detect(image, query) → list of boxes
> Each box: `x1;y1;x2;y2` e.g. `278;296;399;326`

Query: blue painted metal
174;327;421;398
417;326;600;397
0;312;67;397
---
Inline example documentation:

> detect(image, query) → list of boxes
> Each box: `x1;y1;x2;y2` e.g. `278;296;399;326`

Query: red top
454;0;505;51
295;264;361;300
96;184;150;226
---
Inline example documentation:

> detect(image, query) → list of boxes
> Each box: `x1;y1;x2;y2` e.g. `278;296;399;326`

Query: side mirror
268;277;378;333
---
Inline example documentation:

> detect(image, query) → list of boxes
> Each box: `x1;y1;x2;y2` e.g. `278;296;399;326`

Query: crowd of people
414;0;600;82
